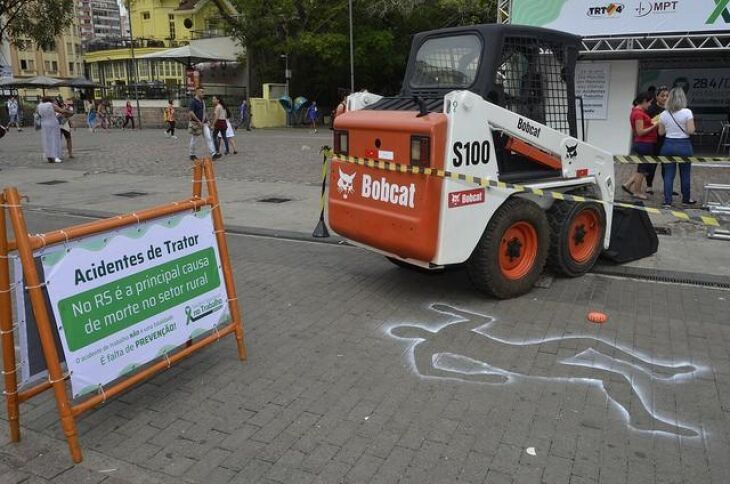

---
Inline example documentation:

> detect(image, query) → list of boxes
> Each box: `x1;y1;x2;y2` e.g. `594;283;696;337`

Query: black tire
386;256;443;274
467;198;549;299
547;201;605;277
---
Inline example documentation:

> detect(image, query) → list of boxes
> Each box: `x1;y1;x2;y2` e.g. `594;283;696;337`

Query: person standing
6;96;22;131
164;100;177;139
122;100;135;129
37;96;67;163
645;86;669;195
210;96;230;155
239;98;251;130
658;87;696;208
58;98;74;158
217;118;238;154
621;92;658;200
188;87;219;161
86;99;97;132
306;101;318;133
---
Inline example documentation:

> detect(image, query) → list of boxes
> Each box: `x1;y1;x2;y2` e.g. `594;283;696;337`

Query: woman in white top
37;96;68;163
658;88;696;207
210;96;230;155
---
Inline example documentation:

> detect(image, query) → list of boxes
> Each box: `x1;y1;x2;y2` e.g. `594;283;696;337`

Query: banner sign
575;62;611;120
511;0;730;36
40;209;230;398
639;68;730;110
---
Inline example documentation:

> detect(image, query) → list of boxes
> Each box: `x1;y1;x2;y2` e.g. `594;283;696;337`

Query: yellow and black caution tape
614;155;730;164
326;150;722;228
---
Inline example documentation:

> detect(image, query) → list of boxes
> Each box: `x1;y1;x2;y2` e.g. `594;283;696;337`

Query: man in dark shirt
188;87;219;160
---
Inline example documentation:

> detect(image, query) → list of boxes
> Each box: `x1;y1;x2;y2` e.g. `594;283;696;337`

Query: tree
213;0;497;106
0;0;75;49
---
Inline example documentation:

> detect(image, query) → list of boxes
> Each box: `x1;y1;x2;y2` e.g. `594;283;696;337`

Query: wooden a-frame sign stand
0;158;247;463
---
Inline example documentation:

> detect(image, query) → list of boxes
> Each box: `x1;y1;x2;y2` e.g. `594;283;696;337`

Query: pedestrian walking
211;96;230;155
122;100;135;129
37;96;67;163
306;101;318;133
58;98;74;158
86;100;98;132
239;98;251;130
621;92;658;200
6;96;22;131
97;100;108;130
164;100;177;139
645;86;669;195
188;87;218;161
658;87;696;208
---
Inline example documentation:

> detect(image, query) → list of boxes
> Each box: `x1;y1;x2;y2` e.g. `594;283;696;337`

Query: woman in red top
122;100;135;129
621;92;658;200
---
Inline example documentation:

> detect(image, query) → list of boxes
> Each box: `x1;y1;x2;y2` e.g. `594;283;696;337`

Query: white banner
40;209;230;398
576;63;611;120
511;1;730;37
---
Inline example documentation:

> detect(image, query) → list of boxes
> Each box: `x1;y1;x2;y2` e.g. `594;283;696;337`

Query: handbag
188;121;203;136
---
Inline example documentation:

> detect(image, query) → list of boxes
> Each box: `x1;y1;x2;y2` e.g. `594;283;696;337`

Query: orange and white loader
328;24;617;299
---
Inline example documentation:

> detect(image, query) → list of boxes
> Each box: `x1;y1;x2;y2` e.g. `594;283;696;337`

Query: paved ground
1;128;730;482
1;210;729;484
2;128;729;278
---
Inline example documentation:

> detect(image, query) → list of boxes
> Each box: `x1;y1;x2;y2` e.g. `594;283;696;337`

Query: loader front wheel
547;201;605;277
467;198;549;299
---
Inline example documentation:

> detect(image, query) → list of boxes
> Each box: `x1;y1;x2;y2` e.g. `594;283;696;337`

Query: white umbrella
138;45;236;66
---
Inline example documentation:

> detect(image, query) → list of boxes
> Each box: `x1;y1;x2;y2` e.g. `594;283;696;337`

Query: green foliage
217;0;497;106
0;0;75;50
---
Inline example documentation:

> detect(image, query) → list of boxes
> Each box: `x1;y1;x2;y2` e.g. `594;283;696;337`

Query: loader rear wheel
547;201;605;277
467;198;549;299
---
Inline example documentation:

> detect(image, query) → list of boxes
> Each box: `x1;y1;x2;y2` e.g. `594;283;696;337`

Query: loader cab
398;24;581;137
366;25;581;182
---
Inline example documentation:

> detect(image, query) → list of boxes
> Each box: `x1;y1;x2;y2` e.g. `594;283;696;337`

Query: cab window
411;35;481;89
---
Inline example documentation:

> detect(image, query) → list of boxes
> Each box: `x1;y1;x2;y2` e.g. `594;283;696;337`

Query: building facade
79;0;124;46
3;5;84;98
84;0;245;99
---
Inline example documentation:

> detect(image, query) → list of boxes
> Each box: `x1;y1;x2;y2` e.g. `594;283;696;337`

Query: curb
22;205;729;289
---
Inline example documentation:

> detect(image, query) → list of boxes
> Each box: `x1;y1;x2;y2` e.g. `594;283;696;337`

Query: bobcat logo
337;169;356;199
566;143;578;159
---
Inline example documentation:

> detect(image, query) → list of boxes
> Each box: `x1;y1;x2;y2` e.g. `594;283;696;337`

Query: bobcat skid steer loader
328;24;617;299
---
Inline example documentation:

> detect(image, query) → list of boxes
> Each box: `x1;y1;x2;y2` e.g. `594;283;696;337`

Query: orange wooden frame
0;158;246;463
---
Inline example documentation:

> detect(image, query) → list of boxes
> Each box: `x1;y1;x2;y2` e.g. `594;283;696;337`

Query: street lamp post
125;1;142;128
349;0;354;93
281;54;290;127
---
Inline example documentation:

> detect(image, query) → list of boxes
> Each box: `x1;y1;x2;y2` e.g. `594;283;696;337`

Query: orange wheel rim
568;208;601;263
499;221;538;280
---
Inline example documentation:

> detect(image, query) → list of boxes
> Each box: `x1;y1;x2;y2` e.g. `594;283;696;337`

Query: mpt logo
337;169;356;199
707;0;730;24
635;1;679;17
587;3;624;17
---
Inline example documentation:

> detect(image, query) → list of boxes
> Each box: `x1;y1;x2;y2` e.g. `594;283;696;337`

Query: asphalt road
1;211;728;483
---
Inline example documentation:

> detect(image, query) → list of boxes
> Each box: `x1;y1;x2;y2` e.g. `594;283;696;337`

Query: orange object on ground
587;311;608;324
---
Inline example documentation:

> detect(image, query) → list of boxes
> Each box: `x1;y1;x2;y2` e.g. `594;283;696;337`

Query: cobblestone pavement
1;212;729;483
0;128;331;186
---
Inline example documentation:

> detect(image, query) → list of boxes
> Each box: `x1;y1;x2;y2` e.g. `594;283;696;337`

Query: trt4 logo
707;0;730;24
